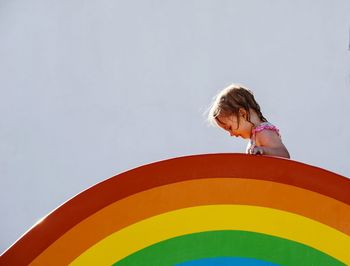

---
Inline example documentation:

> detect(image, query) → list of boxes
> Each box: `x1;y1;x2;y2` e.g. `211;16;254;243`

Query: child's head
207;84;267;139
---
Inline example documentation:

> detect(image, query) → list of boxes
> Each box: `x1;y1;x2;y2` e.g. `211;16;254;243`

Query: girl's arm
254;130;290;159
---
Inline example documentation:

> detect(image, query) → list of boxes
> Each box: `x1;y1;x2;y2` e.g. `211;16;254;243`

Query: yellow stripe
70;205;350;265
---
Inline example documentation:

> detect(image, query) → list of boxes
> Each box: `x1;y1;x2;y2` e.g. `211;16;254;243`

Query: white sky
1;0;350;254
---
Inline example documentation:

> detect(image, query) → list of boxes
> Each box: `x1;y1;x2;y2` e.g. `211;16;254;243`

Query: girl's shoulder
252;122;280;136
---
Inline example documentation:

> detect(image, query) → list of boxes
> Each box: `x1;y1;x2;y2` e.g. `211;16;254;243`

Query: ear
239;108;247;119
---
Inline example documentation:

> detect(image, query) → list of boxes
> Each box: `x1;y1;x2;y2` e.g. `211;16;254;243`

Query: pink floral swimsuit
246;122;281;154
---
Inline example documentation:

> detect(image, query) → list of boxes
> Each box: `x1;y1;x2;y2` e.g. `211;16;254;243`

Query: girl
207;84;290;158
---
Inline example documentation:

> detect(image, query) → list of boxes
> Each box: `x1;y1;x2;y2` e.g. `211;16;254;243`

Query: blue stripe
176;257;280;266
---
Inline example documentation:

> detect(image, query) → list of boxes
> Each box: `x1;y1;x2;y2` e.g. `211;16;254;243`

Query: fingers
250;146;263;155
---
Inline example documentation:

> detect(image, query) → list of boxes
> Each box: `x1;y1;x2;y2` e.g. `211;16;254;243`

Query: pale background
1;0;349;253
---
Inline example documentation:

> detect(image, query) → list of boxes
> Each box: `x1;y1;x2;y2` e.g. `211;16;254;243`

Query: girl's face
216;112;253;139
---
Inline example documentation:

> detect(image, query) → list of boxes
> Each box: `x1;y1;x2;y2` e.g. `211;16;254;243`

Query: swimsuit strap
252;122;280;137
248;122;281;153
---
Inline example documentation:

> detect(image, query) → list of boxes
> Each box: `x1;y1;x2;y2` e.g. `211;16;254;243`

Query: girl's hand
249;146;264;155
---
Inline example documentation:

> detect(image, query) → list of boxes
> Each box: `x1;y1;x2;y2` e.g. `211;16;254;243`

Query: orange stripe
30;178;350;266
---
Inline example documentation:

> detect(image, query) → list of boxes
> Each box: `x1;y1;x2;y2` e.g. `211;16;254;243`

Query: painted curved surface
1;154;350;266
114;231;342;266
176;257;279;266
70;205;350;265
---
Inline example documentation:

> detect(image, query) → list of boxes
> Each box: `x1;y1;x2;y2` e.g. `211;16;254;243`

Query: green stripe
113;230;345;266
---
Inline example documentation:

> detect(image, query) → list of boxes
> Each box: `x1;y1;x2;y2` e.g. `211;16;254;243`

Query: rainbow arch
1;154;350;265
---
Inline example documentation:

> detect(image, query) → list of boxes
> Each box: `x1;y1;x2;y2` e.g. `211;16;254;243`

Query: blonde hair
207;84;267;126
